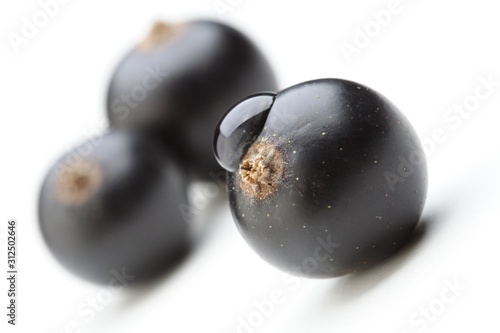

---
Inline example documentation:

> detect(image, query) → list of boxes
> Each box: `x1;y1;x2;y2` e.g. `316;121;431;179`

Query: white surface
1;0;499;332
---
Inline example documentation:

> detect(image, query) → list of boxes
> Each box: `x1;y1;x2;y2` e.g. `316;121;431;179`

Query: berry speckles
215;78;427;278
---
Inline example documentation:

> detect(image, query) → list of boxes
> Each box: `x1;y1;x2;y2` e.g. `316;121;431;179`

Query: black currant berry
39;130;190;284
107;20;278;180
214;79;427;278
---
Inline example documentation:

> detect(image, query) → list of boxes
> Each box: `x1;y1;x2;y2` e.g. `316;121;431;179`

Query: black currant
214;79;427;278
39;130;190;284
107;20;278;180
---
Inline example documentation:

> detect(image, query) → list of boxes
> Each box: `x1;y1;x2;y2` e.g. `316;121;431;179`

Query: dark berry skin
39;130;190;284
107;20;278;180
214;92;276;172
214;79;427;278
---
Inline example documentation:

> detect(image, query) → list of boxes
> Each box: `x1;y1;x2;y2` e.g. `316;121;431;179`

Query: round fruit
214;78;427;278
39;130;190;284
107;20;278;180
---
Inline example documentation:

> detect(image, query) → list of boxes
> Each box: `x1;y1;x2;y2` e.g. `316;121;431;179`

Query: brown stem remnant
56;160;102;206
239;140;284;200
137;21;187;52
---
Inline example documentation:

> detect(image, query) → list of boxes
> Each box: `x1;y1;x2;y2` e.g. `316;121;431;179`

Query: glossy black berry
214;79;427;278
39;130;190;284
107;20;278;180
214;92;276;172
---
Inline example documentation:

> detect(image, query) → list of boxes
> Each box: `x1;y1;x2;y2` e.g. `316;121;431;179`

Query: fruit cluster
39;20;277;283
39;19;427;284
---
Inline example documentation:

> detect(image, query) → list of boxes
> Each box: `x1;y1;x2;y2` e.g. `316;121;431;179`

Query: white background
1;0;500;332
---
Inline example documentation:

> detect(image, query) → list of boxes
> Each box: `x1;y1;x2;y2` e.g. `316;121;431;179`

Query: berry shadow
326;211;443;303
111;187;228;310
